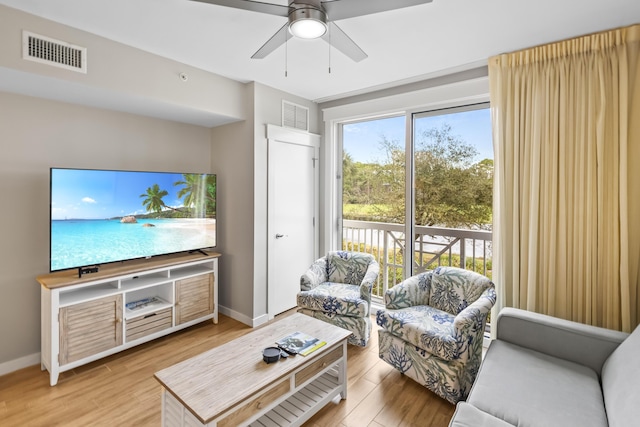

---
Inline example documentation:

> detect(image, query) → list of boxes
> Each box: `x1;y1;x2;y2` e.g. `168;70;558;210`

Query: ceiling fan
189;0;433;62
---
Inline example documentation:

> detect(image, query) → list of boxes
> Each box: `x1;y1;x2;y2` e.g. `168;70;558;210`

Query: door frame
266;124;320;319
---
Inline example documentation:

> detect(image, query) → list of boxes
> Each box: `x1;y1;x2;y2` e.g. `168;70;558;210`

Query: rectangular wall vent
282;101;309;132
22;31;87;73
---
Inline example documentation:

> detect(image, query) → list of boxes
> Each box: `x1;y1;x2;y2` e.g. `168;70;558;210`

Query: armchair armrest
496;307;628;375
454;287;496;333
384;272;432;309
452;286;496;362
358;260;380;303
300;256;328;291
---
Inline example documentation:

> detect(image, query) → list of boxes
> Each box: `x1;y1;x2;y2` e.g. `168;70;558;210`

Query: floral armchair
376;266;496;404
297;251;379;346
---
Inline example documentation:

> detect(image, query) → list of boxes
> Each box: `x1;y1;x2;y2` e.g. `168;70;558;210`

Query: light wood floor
0;311;454;427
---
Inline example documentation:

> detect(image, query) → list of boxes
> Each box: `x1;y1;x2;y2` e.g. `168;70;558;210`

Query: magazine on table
276;331;323;355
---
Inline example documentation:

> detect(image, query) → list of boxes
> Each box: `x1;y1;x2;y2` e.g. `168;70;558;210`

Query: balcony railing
342;219;492;301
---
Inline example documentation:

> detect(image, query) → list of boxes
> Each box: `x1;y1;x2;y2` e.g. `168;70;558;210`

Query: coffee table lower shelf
162;369;343;427
249;370;340;427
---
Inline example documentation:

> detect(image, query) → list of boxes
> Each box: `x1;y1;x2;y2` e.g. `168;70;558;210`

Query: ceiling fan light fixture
288;7;327;39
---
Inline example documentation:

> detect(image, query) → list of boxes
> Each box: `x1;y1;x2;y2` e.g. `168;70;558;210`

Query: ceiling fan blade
322;22;367;62
322;0;433;21
251;23;292;59
189;0;289;17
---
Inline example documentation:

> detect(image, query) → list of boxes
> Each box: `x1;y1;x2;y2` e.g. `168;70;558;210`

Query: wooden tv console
37;251;220;386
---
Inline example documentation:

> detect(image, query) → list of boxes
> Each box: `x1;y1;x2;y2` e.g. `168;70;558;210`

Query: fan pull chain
285;35;288;77
328;25;331;74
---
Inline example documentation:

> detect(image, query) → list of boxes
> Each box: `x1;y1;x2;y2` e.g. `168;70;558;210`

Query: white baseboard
218;305;269;328
0;352;40;377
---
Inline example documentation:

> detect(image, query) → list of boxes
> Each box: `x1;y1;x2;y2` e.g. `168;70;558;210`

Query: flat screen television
50;168;216;273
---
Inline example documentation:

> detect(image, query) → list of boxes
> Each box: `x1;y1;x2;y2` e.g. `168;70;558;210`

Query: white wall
0;91;213;369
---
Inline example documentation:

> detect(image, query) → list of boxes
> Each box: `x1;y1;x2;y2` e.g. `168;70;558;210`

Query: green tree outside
343;123;493;229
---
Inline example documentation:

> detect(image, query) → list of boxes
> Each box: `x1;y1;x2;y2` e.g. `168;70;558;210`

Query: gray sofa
449;307;640;427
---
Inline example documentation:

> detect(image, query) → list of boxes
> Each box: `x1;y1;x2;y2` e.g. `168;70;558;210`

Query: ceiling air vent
282;101;309;132
22;31;87;73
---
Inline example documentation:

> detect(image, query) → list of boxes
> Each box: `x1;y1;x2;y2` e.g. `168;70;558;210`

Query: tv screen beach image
50;169;216;272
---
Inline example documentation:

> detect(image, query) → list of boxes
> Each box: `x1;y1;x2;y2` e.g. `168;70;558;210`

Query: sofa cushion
468;340;608;427
297;283;368;317
375;305;458;360
448;402;514;427
601;324;640;427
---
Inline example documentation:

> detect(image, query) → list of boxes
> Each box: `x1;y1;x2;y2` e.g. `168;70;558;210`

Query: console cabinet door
59;294;123;365
175;273;214;325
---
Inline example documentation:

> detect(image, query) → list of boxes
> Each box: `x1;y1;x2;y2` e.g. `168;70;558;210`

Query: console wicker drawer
126;307;172;342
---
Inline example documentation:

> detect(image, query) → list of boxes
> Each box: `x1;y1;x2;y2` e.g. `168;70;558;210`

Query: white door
267;126;319;318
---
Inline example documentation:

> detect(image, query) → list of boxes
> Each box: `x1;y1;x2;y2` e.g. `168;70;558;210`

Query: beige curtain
490;24;640;333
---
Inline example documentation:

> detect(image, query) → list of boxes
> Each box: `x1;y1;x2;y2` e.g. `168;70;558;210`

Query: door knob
275;234;285;239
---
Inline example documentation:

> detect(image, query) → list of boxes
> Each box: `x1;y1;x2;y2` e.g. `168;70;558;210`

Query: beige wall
210;85;254;322
0;91;212;366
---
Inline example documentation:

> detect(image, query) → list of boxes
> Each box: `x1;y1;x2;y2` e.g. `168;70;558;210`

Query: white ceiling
1;0;639;104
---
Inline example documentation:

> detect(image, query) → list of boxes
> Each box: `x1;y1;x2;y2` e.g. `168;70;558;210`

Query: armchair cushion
297;283;368;317
327;251;373;285
376;305;458;361
384;271;432;309
429;267;493;315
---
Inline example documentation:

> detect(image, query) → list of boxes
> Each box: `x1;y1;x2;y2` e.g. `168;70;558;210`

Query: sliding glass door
340;103;493;299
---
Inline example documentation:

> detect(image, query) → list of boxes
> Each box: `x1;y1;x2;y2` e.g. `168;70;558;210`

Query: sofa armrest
496;307;628;375
300;257;328;291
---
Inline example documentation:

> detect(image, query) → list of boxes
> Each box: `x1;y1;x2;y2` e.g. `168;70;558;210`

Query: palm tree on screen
174;174;216;217
140;184;169;214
